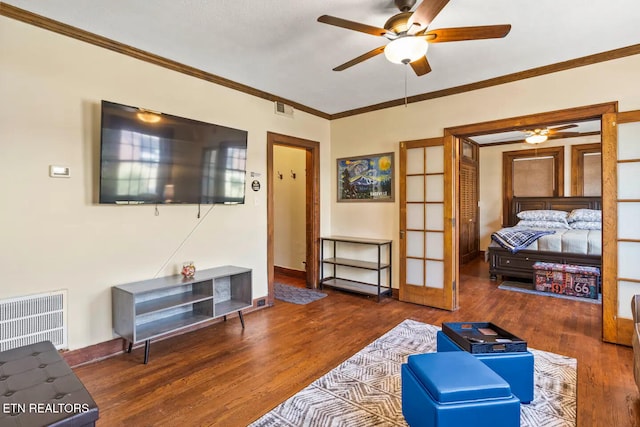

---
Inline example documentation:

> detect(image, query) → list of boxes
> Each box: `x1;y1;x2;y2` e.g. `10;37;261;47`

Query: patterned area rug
274;283;328;305
499;280;602;304
250;319;576;427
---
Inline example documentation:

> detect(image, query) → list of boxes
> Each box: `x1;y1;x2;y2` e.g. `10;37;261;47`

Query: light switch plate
49;165;70;178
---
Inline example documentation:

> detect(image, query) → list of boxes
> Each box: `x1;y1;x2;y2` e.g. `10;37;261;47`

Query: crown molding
330;44;640;119
0;3;331;120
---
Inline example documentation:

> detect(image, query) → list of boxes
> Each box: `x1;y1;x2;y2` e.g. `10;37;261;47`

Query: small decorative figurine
181;261;196;279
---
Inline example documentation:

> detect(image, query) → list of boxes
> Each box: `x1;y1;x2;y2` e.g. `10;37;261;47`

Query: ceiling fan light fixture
384;36;428;64
525;134;548;144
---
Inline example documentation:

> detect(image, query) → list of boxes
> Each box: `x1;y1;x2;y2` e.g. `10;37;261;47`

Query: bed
488;196;602;281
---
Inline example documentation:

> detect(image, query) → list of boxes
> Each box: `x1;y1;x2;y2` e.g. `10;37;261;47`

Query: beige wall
0;17;331;350
273;145;307;271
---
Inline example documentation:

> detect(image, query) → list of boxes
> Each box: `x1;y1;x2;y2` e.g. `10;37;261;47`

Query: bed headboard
507;196;602;226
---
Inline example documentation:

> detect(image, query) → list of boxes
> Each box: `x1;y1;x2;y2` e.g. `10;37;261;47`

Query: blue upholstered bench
436;331;534;404
401;351;520;427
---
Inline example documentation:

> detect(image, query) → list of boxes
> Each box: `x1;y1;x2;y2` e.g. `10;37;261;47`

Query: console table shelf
135;291;213;316
321;257;390;270
137;312;212;342
320;236;392;301
112;265;252;364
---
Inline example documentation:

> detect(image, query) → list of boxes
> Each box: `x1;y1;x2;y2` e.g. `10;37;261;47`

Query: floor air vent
0;290;67;352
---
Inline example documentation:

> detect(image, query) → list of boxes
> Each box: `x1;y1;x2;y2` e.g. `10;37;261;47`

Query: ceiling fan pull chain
404;64;408;107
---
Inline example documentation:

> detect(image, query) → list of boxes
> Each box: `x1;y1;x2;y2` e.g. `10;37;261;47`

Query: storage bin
533;262;599;299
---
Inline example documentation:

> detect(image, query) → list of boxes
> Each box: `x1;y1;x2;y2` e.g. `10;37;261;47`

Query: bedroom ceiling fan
317;0;512;76
524;124;580;144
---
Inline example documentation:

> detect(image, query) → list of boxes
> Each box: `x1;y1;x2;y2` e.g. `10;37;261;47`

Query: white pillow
515;219;571;229
517;210;569;222
568;209;602;223
569;221;602;230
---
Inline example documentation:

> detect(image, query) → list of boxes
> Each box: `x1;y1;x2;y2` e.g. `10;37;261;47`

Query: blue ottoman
437;331;534;404
401;352;520;427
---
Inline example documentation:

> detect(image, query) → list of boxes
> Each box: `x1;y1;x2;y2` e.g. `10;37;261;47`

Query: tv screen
99;100;247;205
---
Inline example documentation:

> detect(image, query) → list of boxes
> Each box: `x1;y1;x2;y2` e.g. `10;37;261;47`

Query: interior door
399;136;458;310
460;142;479;265
602;111;640;345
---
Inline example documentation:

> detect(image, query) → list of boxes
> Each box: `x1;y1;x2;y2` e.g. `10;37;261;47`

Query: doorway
445;101;615;338
266;132;320;306
272;145;307;282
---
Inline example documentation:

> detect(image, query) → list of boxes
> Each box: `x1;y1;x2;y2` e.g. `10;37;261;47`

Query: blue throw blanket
491;228;556;254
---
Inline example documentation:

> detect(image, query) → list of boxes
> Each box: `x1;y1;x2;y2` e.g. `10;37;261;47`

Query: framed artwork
337;152;394;202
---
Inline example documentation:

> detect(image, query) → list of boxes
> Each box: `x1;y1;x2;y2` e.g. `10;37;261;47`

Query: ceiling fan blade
549;132;582;139
548;124;578;133
318;15;389;37
333;46;386;71
426;25;511;43
407;0;449;32
410;55;431;76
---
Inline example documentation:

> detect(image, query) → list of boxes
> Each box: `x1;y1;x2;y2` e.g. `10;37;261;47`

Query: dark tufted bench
0;341;98;427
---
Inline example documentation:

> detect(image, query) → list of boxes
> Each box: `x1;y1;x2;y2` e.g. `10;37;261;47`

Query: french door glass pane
406;176;424;202
425;146;444;173
426;204;444;230
406;231;424;258
618;203;640;240
620;280;640;318
425;175;444;202
407;204;424;229
425;260;444;289
406;258;424;286
406;148;424;174
618;123;640;159
425;232;444;259
618;163;640;199
618;242;640;279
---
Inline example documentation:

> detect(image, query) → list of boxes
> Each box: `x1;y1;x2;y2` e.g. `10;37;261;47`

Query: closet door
399;136;458;310
460;141;479;265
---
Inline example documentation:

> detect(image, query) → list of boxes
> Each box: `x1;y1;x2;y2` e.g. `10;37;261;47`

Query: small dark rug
274;283;327;305
499;280;601;304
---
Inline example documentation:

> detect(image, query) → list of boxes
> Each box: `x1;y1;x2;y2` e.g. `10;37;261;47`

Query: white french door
602;111;640;344
399;136;458;310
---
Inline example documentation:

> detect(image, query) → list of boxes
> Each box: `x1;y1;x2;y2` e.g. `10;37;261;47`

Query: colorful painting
337;152;394;202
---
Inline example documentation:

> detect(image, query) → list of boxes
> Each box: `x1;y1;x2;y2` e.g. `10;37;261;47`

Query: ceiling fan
523;124;580;144
317;0;511;76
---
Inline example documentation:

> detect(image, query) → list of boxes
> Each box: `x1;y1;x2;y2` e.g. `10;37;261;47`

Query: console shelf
320;236;392;301
112;265;252;364
136;312;212;342
135;291;213;316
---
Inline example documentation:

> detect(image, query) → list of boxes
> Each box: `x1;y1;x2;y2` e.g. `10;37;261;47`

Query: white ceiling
4;0;640;116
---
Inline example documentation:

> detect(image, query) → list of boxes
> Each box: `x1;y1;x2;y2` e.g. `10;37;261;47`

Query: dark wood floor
74;258;639;426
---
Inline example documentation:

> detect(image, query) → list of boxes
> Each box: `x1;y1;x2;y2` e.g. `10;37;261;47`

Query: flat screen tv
99;100;248;205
